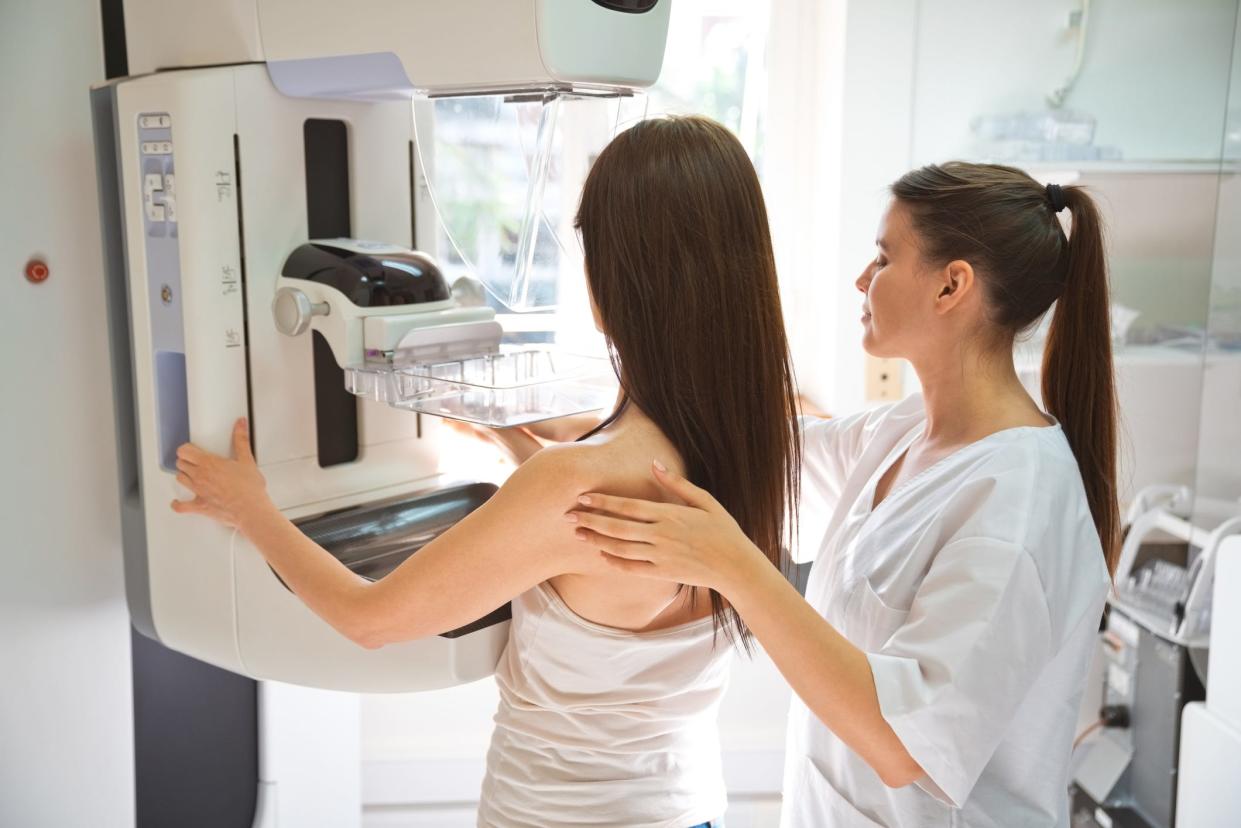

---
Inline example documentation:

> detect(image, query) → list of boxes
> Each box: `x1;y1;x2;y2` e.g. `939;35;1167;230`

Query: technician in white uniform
567;162;1117;827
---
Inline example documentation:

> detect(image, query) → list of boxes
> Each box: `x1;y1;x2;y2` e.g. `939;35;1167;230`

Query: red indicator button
25;259;50;284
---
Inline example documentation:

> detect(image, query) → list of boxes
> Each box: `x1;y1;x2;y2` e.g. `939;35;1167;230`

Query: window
416;0;772;326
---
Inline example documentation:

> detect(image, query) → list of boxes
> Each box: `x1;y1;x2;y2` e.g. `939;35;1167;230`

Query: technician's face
855;201;936;358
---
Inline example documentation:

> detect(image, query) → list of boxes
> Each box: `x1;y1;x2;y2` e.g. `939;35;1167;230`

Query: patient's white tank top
477;582;733;828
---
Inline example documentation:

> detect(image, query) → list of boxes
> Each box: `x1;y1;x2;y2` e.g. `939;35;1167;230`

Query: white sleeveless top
478;582;733;828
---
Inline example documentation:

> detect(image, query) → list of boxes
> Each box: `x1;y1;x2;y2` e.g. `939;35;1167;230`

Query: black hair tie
1045;183;1068;213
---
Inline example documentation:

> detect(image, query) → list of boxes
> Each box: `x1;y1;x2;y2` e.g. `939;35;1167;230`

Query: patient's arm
347;446;588;645
172;419;587;648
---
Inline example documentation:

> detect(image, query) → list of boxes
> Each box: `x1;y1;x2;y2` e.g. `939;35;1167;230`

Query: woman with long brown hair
570;162;1117;827
166;115;800;828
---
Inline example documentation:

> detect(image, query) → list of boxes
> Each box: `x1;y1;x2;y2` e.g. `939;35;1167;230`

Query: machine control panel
139;115;177;230
138;111;188;470
138;114;177;230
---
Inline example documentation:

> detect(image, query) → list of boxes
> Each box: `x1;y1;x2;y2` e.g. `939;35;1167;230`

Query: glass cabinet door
906;0;1240;510
1193;10;1241;523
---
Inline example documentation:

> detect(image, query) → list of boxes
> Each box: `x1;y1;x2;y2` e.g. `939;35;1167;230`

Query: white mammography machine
90;2;668;823
94;0;667;692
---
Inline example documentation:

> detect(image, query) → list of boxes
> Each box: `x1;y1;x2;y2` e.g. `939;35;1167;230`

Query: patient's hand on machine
171;418;270;530
169;412;704;649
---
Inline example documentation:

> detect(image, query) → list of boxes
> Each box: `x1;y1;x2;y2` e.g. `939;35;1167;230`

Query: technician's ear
933;259;975;314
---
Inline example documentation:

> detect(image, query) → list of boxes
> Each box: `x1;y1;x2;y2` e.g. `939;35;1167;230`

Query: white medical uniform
783;394;1109;827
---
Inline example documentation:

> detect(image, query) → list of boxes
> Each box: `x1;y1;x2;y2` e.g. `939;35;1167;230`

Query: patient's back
540;414;714;632
478;413;734;827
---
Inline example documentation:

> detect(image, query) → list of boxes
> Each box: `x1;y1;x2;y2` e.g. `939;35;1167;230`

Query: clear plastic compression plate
344;345;616;427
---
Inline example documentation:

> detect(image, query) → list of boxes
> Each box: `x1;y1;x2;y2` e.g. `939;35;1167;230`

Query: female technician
568;162;1116;827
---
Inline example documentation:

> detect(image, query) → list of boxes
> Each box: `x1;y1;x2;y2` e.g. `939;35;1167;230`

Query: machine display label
221;264;239;296
215;170;232;202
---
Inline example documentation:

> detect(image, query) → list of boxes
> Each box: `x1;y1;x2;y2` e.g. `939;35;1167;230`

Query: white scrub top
783;394;1109;828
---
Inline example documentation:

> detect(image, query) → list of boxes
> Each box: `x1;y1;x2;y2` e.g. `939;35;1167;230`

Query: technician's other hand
170;418;272;531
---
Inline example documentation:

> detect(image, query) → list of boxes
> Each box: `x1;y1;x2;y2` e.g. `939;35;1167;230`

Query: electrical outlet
865;357;904;402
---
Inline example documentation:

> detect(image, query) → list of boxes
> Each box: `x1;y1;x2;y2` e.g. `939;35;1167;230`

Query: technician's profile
571;163;1117;827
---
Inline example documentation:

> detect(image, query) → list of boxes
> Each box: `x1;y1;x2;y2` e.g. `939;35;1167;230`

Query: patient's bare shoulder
509;440;605;486
483;441;613;523
488;439;661;529
474;442;625;578
525;438;672;497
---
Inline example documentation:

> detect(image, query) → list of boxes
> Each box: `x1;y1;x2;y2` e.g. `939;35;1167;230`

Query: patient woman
170;115;800;828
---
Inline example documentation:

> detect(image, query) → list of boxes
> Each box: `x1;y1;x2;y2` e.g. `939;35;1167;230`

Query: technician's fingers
597;552;660;577
574;492;663;522
575;528;653;562
651;461;725;515
566;510;654;542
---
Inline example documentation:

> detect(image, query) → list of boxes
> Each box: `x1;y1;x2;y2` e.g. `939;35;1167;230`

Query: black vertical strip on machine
100;0;128;79
234;134;256;456
304;119;360;466
131;629;259;828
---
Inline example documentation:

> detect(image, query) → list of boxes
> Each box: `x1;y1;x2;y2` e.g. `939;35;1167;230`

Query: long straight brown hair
575;115;801;644
892;163;1120;574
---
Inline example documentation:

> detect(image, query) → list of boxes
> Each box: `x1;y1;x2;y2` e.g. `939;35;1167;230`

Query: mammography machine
93;0;667;692
90;2;669;823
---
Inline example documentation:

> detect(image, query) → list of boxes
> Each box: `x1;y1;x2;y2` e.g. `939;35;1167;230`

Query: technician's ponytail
892;163;1120;575
1041;188;1120;574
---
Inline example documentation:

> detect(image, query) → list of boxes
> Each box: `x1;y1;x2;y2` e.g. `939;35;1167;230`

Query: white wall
764;0;923;414
0;2;135;827
825;0;922;413
763;0;849;411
